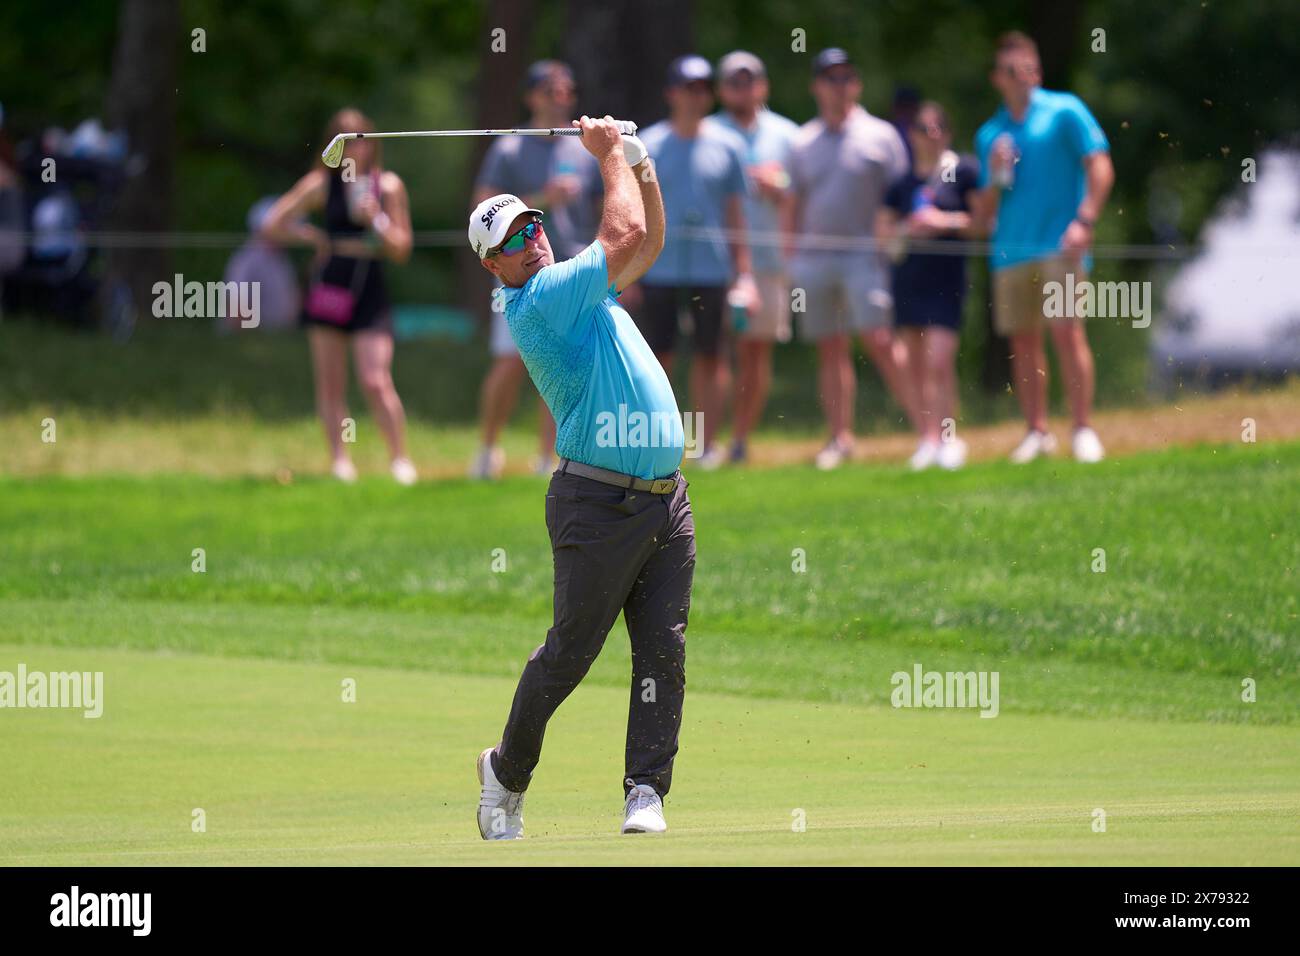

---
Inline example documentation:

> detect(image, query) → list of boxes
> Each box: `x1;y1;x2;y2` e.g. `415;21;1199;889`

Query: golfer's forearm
636;162;665;257
596;151;646;244
612;164;664;288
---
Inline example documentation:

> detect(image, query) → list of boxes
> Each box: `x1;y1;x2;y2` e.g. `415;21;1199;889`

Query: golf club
321;120;639;167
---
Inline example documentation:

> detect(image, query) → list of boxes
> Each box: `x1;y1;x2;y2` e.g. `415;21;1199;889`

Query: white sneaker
697;445;726;471
390;457;418;486
469;446;505;480
936;437;968;471
331;458;358;483
476;747;524;840
1072;427;1105;463
814;438;853;471
909;440;940;471
1008;430;1057;464
621;781;667;834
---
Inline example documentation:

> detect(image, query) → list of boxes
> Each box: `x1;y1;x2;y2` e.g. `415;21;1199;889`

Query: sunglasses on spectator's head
489;217;544;258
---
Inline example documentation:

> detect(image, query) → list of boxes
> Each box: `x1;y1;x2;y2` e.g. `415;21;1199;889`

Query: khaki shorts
739;272;793;342
993;256;1087;336
789;253;892;342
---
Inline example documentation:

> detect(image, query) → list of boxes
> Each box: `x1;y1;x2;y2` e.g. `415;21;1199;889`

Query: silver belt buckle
650;477;676;495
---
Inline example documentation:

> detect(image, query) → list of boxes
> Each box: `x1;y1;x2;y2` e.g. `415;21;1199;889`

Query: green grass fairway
2;645;1296;866
2;441;1298;864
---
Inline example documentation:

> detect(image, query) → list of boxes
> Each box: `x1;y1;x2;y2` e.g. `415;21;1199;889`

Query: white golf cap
718;50;765;81
468;193;543;259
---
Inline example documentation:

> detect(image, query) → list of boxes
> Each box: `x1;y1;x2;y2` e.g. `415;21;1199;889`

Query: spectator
469;60;601;479
890;85;921;163
220;197;301;332
261;107;418;485
973;31;1114;463
712;50;799;465
877;101;980;470
638;54;755;469
783;48;914;470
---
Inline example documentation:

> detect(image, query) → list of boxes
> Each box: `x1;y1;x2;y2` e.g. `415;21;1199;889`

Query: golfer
470;116;693;838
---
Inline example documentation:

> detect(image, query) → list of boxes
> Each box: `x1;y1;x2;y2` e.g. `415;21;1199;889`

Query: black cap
524;60;574;92
811;47;854;76
666;54;713;87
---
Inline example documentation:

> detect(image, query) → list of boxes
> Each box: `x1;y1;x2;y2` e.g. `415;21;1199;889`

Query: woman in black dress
877;101;981;472
262;108;417;483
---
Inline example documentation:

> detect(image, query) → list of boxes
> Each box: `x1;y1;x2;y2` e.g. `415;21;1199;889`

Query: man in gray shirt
470;60;602;479
783;48;915;470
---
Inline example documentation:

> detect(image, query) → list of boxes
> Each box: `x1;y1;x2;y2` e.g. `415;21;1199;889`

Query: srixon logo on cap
481;197;518;229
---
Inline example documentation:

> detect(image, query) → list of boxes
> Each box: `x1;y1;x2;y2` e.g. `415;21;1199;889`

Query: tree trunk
563;0;694;127
459;0;539;329
104;0;180;322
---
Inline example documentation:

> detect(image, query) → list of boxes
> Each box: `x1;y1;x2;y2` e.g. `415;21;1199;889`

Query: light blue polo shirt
501;240;684;480
975;88;1109;270
638;118;749;286
712;109;799;275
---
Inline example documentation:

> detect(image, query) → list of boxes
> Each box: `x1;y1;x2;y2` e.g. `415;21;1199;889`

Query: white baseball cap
468;193;544;259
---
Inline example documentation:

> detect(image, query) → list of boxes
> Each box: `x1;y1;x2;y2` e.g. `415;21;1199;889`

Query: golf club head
321;134;350;168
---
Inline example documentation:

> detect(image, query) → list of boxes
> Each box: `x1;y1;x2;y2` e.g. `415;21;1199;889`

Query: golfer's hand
621;134;649;167
576;115;623;159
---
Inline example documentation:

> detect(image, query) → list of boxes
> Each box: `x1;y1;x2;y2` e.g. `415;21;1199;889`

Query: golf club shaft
321;120;636;166
353;122;635;140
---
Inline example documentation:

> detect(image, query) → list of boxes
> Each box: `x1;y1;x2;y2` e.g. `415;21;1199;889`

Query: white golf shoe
621;781;667;834
1072;427;1105;463
390;457;418;486
476;747;524;840
908;440;940;471
936;436;968;471
469;446;505;480
331;458;358;483
814;438;853;471
1008;430;1057;464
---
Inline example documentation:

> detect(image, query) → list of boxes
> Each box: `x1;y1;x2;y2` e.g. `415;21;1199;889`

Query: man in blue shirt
468;116;692;839
637;54;755;468
974;31;1115;464
713;50;800;465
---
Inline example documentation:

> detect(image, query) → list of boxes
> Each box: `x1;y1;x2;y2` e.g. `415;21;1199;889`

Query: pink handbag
304;281;356;325
305;249;370;325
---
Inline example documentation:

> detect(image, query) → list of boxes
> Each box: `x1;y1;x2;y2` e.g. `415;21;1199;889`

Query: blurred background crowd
1;0;1297;482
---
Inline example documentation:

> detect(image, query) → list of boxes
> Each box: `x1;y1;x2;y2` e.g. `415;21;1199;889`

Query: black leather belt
557;458;678;495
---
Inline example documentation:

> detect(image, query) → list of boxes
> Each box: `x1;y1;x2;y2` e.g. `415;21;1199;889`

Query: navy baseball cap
524;60;574;92
811;47;854;76
666;54;713;87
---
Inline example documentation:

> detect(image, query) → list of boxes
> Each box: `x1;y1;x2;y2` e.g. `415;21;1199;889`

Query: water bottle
991;133;1018;189
728;286;750;334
